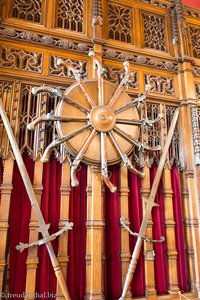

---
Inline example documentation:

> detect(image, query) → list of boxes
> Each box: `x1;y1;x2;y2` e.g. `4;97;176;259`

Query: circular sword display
28;52;162;192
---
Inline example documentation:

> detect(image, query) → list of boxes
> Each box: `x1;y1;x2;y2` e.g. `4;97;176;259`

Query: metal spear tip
57;58;64;66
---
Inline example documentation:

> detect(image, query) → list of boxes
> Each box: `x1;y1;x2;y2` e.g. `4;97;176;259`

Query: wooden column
56;161;71;300
162;164;179;293
178;57;200;294
85;2;105;297
85;166;105;299
141;164;157;299
85;166;92;299
173;0;200;291
0;158;14;295
25;160;43;300
180;170;196;291
119;166;132;299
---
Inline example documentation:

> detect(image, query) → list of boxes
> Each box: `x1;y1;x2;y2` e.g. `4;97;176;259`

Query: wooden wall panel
0;0;200;299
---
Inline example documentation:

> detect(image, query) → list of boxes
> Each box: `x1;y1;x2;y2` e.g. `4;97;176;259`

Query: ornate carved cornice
0;26;93;53
140;0;173;10
103;48;178;72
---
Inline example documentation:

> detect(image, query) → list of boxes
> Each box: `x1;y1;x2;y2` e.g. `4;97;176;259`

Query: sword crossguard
16;222;73;252
120;217;165;243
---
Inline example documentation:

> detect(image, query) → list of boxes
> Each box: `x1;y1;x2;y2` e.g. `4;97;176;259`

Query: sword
119;107;180;299
0;98;71;300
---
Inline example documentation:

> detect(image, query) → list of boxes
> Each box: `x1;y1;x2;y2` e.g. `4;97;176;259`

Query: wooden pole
0;98;71;300
120;107;180;299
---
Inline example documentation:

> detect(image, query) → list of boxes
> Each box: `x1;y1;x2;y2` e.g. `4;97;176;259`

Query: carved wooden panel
0;45;43;73
0;26;92;53
57;0;84;32
143;12;167;51
190;26;200;59
108;2;132;43
10;0;43;23
146;103;161;149
16;83;61;159
105;65;138;89
145;74;175;96
166;105;180;164
0;80;13;158
18;84;38;156
49;55;88;79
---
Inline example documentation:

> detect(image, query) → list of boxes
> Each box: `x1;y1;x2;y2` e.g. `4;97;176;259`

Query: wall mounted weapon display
0;51;179;299
28;51;162;193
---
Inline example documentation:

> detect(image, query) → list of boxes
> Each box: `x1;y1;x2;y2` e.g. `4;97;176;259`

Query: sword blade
0;98;71;300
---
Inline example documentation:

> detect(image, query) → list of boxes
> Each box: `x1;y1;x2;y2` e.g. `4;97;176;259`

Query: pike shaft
120;107;180;299
0;99;71;300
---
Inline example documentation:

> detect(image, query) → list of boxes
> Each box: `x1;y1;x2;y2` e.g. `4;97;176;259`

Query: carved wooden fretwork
189;26;200;59
105;66;138;89
186;9;200;20
143;12;166;51
166;105;179;165
147;104;160;146
135;102;180;167
57;0;84;32
49;56;88;79
145;74;175;96
191;106;200;165
140;0;172;9
0;26;92;53
103;48;178;71
0;46;43;73
108;3;132;43
0;80;13;158
16;84;63;160
196;83;200;100
18;85;38;157
10;0;42;23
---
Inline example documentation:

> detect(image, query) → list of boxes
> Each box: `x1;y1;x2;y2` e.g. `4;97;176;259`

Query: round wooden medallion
56;79;139;166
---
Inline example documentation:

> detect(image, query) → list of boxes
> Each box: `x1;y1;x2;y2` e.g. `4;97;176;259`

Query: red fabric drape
171;166;189;291
35;157;62;300
105;165;121;300
67;164;87;300
9;153;34;299
151;164;169;294
128;171;145;297
183;0;200;8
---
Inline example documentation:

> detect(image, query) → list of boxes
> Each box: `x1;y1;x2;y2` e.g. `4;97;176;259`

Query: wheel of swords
28;51;162;192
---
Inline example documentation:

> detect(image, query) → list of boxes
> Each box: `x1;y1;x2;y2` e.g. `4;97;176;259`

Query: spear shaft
120;107;180;299
0;98;71;300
